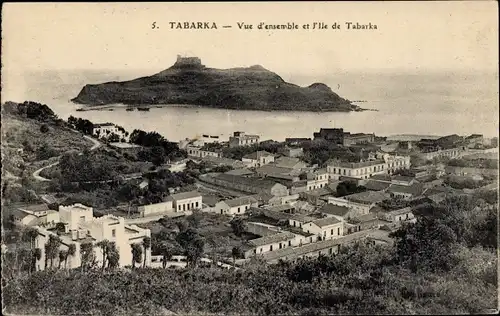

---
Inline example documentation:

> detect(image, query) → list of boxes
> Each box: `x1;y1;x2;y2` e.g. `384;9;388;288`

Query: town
2;101;498;315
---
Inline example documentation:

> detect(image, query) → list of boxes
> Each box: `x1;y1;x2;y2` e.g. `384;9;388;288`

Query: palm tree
142;237;151;268
159;242;174;269
32;248;42;272
66;244;76;269
58;250;68;269
231;246;242;265
23;228;39;273
131;243;142;269
106;242;119;270
96;239;111;271
45;235;61;269
80;242;94;272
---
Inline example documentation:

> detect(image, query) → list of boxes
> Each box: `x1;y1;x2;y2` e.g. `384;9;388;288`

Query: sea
3;69;499;142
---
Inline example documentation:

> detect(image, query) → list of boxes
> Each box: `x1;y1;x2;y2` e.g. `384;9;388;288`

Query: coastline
73;103;378;113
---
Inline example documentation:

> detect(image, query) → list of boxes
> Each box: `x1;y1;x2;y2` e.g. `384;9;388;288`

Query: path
32;135;102;182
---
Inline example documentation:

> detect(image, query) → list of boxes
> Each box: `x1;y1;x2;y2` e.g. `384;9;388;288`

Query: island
72;55;366;112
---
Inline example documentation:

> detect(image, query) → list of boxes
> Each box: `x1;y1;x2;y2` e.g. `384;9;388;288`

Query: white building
244;231;297;258
229;131;260;148
186;145;223;159
165;191;203;212
12;204;60;227
301;217;344;241
242;151;275;168
34;204;151;271
306;168;329;190
214;196;258;215
327;159;387;180
137;201;174;217
92;123;127;141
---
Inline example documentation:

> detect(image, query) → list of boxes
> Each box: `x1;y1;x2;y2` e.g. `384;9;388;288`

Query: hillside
72;56;360;112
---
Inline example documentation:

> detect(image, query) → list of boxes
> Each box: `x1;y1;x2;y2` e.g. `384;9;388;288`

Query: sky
1;2;498;77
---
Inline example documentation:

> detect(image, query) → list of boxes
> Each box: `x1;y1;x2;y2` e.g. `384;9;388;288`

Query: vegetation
335;181;366;197
443;175;492;190
71;62;357;112
448;158;498;169
220;141;286;161
302;141;360;166
129;129;186;162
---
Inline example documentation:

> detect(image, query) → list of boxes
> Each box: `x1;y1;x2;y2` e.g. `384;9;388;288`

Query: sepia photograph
1;2;498;315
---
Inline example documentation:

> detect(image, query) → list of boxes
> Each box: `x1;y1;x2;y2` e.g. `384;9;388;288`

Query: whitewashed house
242;151;275;168
301;217;344;241
165;191;203;212
214;196;258;215
34;204;151;271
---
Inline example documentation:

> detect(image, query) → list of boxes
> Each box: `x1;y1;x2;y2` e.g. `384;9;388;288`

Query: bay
6;68;498;142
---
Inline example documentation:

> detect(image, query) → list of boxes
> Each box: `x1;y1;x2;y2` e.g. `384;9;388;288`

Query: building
245;231;297;257
343;133;375;146
363;180;391;192
34;204;151;271
285;138;311;146
327;159;387;180
391;175;417;186
246;222;282;237
186;145;223;159
11;204;60;227
274;157;308;170
137;201;174;217
262;228;392;264
255;165;297;178
229;131;260;148
92;123;127;140
165;191;203;212
384;155;411;174
306;168;329;190
242;151;275;168
373;207;417;225
328;191;389;217
419;147;467;161
318;204;353;221
465;134;484;148
279;146;304;158
201;156;247;169
200;173;289;197
313;128;344;144
301;217;344;241
387;183;425;200
174;55;204;67
214;196;259;215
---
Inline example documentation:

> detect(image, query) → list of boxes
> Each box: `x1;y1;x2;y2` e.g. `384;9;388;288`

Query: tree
32;248;42;272
159;242;174;269
45;235;61;269
142;237;151;268
176;228;205;267
131;243;143;269
55;222;66;235
66;244;76;269
231;246;244;265
40;124;50;133
58;250;68;269
80;242;95;271
107;133;120;143
186;209;203;228
390;217;459;272
150;146;167;166
106;242;120;270
230;218;247;237
96;240;111;271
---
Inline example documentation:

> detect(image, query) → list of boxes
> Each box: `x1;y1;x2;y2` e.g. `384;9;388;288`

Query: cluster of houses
7;126;496;270
11;203;152;271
